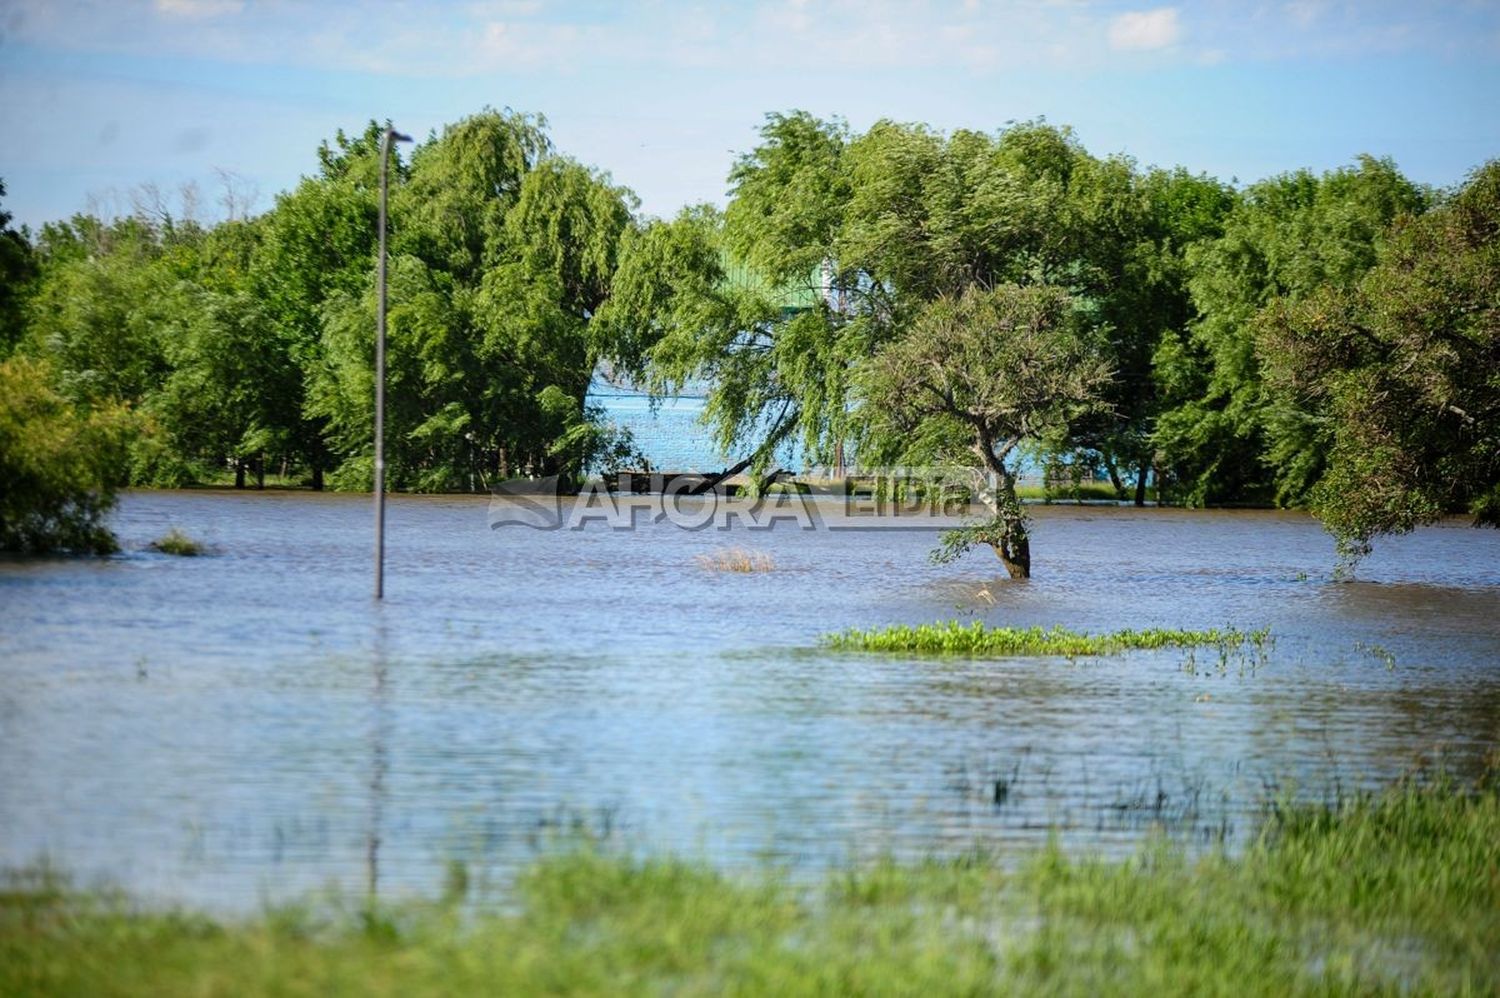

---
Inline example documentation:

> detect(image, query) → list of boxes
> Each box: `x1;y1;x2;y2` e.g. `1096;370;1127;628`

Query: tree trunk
990;474;1031;579
970;461;1031;579
1134;458;1150;507
312;462;324;492
1103;456;1126;499
994;533;1030;579
255;452;265;490
234;459;245;490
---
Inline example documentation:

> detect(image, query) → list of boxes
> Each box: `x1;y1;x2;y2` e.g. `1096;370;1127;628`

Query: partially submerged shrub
696;547;775;573
150;528;203;557
0;357;131;555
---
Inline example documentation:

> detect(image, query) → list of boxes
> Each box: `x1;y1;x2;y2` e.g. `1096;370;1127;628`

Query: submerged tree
859;285;1111;578
1257;160;1500;573
600;117;1136;506
0;356;132;553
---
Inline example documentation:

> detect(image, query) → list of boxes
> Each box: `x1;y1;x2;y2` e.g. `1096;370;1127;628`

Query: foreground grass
825;620;1270;657
3;773;1496;996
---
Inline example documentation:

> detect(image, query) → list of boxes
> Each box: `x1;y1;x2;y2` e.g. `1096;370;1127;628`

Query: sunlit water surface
1;490;1497;910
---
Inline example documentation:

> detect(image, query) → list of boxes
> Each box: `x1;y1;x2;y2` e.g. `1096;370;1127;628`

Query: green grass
148;529;204;557
2;771;1496;995
825;620;1270;657
1015;481;1136;502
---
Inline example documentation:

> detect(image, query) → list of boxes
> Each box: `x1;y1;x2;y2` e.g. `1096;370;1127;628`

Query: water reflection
366;617;391;904
0;491;1496;910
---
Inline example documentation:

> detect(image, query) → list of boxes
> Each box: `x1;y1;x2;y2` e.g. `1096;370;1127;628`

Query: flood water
2;489;1498;910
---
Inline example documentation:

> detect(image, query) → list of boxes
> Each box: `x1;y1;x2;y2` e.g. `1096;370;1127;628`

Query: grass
1;770;1495;995
825;620;1270;657
1015;481;1136;503
149;529;204;557
696;546;776;572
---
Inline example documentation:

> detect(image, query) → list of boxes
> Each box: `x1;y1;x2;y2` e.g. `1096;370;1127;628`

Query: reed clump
696;547;775;573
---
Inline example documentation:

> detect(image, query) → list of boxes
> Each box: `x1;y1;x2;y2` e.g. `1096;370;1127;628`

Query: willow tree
598;115;1133;500
859;285;1110;578
306;110;638;490
1256;160;1500;572
1154;156;1427;507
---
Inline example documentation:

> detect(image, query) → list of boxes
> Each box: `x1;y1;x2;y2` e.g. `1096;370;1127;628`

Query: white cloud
1107;7;1182;51
153;0;243;18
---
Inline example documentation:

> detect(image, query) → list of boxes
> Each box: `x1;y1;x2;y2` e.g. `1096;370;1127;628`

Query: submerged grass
2;771;1496;995
825;619;1270;657
696;546;776;573
149;529;204;557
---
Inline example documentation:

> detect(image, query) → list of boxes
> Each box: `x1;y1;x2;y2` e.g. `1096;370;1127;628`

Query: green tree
307;111;636;491
601;114;1134;569
24;216;177;408
0;356;132;554
859;285;1111;578
252;129;385;488
0;180;36;356
1155;156;1427;506
1257;161;1500;572
1064;164;1235;502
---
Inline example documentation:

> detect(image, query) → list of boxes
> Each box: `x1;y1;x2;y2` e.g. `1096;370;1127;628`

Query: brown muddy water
1;489;1497;910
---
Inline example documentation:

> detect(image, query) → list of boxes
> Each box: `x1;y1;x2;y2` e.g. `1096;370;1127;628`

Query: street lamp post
375;124;412;600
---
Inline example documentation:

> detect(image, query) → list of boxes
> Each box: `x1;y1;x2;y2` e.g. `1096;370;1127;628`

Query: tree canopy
0;111;1493;571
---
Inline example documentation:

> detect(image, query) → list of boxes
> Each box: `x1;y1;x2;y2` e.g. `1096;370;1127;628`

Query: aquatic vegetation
149;529;204;557
1;770;1495;995
695;546;775;573
825;620;1270;658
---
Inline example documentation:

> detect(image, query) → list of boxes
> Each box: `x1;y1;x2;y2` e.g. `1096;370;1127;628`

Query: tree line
0;109;1495;573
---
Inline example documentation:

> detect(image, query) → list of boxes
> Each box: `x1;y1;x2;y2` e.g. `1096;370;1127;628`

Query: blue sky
1;0;1497;230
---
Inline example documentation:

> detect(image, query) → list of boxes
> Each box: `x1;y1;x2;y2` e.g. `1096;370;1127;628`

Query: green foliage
0;356;131;554
303;111;635;491
605;115;1235;556
859;284;1111;575
2;108;1489;574
3;771;1494;995
824;620;1267;657
1155;156;1427;507
1257;160;1500;571
0;180;36;356
13;110;637;495
149;528;203;557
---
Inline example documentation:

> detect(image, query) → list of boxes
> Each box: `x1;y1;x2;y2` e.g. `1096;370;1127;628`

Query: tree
0;356;132;553
1257;160;1500;571
859;285;1111;578
1064;164;1235;503
0;180;36;356
1154;157;1427;506
601;117;1119;488
307;111;637;491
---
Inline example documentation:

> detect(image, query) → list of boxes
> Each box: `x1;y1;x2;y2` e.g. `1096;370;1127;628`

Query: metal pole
373;126;411;600
374;128;389;599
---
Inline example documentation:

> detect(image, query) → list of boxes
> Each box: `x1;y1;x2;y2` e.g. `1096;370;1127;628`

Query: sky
1;0;1498;230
